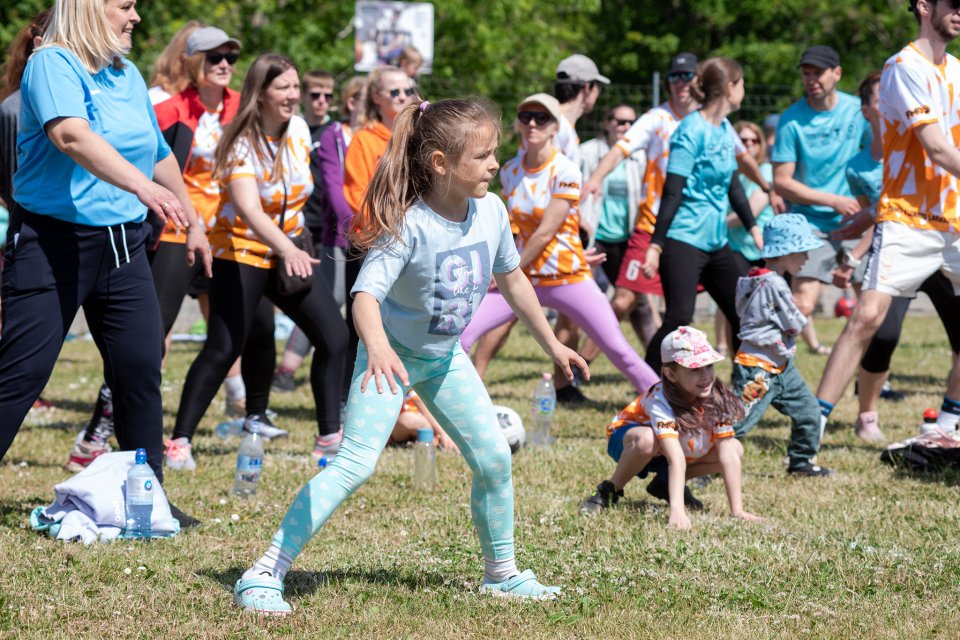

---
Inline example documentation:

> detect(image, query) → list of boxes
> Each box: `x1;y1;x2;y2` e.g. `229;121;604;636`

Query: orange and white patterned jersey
500;149;590;287
209;116;314;269
615;103;680;234
605;383;734;462
877;43;960;232
401;390;421;414
160;109;225;244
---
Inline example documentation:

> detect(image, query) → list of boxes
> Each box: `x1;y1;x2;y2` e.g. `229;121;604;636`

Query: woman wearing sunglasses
460;94;659;397
341;66;415;399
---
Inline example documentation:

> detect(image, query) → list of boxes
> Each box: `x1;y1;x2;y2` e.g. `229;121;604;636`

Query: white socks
224;374;246;402
243;544;295;582
483;557;518;584
937;410;960;431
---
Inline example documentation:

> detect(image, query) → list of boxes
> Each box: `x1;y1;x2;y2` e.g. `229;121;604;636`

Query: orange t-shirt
208;116;313;268
343;121;392;215
500;149;589;287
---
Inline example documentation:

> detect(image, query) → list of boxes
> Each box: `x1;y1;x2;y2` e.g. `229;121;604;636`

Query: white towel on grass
31;451;179;544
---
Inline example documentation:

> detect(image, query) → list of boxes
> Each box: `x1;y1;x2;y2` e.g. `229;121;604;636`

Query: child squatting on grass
731;213;834;477
580;326;761;529
234;97;590;614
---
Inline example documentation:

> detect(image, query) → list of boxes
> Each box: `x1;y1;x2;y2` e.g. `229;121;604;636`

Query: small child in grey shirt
732;214;833;477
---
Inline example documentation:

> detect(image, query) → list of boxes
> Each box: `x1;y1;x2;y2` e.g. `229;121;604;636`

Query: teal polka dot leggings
269;340;515;563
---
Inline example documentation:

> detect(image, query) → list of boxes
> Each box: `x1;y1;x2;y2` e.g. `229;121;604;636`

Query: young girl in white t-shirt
580;326;761;529
234;97;589;614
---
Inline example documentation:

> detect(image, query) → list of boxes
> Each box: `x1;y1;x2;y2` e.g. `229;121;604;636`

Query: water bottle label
127;478;153;505
533;397;555;415
237;455;263;473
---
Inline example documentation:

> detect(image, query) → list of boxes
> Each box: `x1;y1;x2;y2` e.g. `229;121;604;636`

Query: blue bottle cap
317;456;328;469
417;428;434;443
135;448;147;464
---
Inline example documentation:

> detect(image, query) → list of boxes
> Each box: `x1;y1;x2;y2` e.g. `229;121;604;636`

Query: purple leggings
459;279;659;393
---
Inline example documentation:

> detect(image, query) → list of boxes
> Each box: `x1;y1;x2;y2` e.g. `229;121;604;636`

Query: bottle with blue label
125;448;154;539
232;422;264;497
529;373;556;447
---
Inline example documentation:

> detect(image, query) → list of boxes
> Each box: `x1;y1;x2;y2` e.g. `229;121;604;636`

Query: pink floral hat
660;326;725;369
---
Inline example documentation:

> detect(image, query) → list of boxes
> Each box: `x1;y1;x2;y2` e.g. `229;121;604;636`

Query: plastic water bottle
215;418;245;439
529;373;556;446
232;423;264;497
125;448;154;539
413;427;436;491
921;408;939;435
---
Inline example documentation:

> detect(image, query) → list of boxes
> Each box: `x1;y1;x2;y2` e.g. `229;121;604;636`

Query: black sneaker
168;503;201;529
787;462;834;477
879;380;904;401
556;384;588;405
645;474;704;511
271;369;297;393
579;480;623;513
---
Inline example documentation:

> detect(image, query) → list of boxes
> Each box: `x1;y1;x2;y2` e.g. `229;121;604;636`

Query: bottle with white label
125;448;154;538
529;373;556;446
232;422;264;497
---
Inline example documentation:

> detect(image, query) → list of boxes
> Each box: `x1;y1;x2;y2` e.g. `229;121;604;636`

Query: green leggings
270;340;515;562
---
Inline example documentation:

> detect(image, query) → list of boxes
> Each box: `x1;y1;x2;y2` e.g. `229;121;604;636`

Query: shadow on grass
0;497;46;528
744;433;885;456
199;565;449;598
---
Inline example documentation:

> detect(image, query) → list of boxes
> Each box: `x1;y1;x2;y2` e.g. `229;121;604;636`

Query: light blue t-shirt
845;149;883;207
771;92;869;232
14;47;170;226
352;192;521;357
595;160;631;243
665;110;739;252
728;162;776;262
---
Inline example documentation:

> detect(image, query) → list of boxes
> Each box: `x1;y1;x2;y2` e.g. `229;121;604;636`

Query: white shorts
864;221;960;296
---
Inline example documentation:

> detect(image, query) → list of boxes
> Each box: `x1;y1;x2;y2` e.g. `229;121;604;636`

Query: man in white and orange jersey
581;54;779;350
816;0;960;435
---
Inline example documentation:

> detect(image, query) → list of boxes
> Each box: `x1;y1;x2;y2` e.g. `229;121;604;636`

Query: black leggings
342;245;364;402
861;271;960;373
149;241;203;336
645;239;746;372
173;258;348;439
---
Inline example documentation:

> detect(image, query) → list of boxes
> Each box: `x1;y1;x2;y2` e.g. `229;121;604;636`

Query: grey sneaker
244;413;288;441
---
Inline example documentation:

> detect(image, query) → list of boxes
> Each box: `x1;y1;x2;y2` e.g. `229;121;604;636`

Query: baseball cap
517;93;564;124
556;54;610;85
186;27;241;56
668;52;698;75
763;113;780;131
660;326;725;370
798;45;840;69
760;214;825;259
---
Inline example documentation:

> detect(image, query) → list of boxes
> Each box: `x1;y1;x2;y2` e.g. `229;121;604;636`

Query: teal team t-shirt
845;148;883;207
665;110;739;252
594;160;631;243
727;162;776;262
14;47;170;226
771;92;869;232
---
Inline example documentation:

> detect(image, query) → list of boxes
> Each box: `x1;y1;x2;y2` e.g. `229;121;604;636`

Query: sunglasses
939;0;960;9
309;91;334;102
739;136;760;146
387;87;416;99
517;111;553;126
668;71;695;83
609;117;636;126
205;52;239;65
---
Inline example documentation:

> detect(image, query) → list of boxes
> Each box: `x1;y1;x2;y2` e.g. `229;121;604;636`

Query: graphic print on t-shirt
429;241;490;336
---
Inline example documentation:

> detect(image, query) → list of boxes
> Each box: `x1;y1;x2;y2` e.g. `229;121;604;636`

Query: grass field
1;316;959;639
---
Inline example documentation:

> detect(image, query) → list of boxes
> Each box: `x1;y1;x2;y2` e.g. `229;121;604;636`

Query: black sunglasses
517;111;553;126
205;52;239;65
938;0;960;9
309;91;334;102
668;71;695;83
609;117;636;126
388;87;416;98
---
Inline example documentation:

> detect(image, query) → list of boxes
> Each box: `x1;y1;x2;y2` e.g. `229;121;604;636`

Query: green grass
2;316;960;639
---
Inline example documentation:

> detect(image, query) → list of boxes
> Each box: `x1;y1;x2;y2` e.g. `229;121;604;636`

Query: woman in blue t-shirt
0;0;211;483
641;57;762;371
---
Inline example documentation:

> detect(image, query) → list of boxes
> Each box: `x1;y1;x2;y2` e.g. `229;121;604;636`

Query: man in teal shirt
772;45;870;353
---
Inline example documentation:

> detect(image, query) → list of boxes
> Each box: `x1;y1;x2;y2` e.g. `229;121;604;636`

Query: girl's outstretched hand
361;345;410;395
732;511;762;522
669;511;692;530
550;343;590;383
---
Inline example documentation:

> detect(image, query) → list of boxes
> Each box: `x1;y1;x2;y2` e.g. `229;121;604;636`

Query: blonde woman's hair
350;97;501;251
341;75;367;118
39;0;127;73
214;53;298;184
359;66;406;127
150;21;203;94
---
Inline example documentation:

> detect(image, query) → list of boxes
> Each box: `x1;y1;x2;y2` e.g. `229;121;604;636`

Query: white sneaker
164;437;197;471
244;414;288;441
